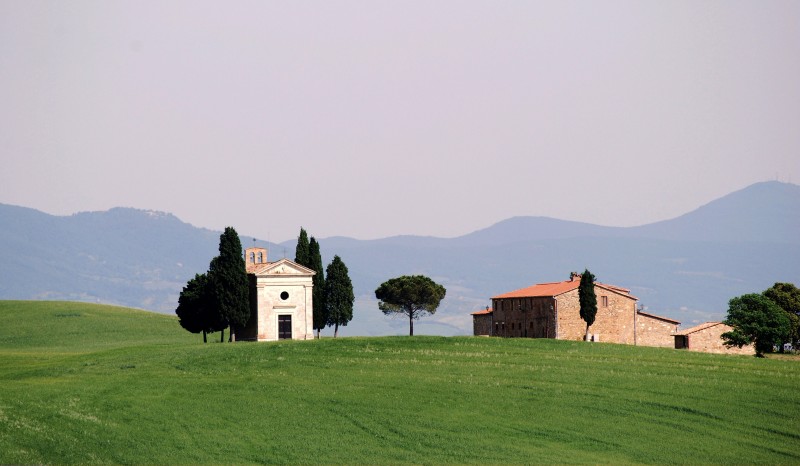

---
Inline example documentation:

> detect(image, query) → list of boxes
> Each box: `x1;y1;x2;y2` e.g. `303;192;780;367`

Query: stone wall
473;314;493;336
680;323;755;355
490;297;556;338
556;287;636;344
636;312;679;347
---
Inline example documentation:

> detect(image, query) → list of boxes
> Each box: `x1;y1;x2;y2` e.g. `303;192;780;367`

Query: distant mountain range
2;181;798;336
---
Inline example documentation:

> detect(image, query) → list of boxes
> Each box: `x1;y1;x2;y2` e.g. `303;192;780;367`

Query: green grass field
1;300;798;464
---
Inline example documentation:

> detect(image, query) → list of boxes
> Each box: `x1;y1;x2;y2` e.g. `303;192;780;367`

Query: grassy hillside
1;301;798;464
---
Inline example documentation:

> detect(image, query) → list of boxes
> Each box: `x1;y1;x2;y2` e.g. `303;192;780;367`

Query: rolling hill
1;181;798;336
1;301;798;464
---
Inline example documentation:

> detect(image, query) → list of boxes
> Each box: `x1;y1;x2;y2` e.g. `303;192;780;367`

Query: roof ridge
677;321;725;335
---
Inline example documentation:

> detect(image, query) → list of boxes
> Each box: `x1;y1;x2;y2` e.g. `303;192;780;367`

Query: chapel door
278;315;292;340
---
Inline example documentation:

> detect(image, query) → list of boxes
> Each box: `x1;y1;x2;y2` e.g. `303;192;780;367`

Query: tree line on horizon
174;225;452;341
297;227;450;337
175;226;357;341
294;227;354;338
722;282;800;357
175;227;250;342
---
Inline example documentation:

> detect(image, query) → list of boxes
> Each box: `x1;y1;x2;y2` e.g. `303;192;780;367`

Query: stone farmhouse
675;322;754;355
235;247;315;342
473;273;679;347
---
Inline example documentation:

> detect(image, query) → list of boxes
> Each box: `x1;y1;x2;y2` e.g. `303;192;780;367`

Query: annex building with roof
235;247;315;342
674;322;754;355
473;272;679;347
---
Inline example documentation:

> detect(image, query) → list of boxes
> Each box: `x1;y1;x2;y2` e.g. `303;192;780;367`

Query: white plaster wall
255;275;313;341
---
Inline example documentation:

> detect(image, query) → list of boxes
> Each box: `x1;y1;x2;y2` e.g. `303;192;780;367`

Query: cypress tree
295;228;310;267
309;237;327;338
324;255;354;338
175;273;224;343
208;227;251;342
578;269;597;341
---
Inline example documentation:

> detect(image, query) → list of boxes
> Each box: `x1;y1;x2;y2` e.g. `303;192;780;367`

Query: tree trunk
410;315;414;336
229;327;235;343
334;323;339;338
220;328;225;343
585;324;590;342
203;330;207;343
316;329;320;339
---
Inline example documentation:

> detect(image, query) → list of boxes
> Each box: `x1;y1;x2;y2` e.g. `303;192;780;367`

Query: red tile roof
493;279;636;300
471;306;493;315
493;281;578;299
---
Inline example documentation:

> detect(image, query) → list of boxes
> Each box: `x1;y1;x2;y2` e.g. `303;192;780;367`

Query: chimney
570;272;580;282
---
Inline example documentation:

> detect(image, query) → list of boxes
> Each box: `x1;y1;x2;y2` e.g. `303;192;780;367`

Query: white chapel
237;247;315;341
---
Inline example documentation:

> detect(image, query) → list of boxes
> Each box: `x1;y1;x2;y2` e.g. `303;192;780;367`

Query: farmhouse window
601;296;608;307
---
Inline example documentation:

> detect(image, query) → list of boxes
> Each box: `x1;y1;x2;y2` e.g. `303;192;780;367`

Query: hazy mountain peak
631;181;800;243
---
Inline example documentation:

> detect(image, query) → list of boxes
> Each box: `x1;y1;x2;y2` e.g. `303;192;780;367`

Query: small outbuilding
674;322;755;355
636;311;681;348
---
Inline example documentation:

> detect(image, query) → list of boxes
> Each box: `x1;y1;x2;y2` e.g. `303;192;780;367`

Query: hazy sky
2;1;799;242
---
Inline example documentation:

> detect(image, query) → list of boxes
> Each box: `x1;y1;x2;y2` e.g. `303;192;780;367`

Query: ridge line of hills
1;181;798;336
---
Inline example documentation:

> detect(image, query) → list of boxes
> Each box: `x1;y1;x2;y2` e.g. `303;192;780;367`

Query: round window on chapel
280;291;289;300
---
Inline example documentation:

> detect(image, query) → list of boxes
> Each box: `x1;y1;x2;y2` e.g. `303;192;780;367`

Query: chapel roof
246;257;315;276
246;261;274;274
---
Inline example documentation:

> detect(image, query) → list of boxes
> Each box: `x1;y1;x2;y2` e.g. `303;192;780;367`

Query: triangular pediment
250;258;315;277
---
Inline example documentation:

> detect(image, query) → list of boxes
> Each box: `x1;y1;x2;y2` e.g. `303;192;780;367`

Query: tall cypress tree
578;269;597;341
324;255;354;338
309;237;327;338
208;227;250;342
295;228;310;267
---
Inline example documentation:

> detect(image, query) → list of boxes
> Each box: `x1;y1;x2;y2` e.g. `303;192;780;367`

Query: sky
2;1;799;243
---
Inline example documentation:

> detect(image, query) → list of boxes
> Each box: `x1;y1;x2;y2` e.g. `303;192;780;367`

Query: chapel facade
236;247;315;341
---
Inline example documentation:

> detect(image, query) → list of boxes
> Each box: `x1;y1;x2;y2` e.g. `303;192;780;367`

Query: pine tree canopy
375;275;446;336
